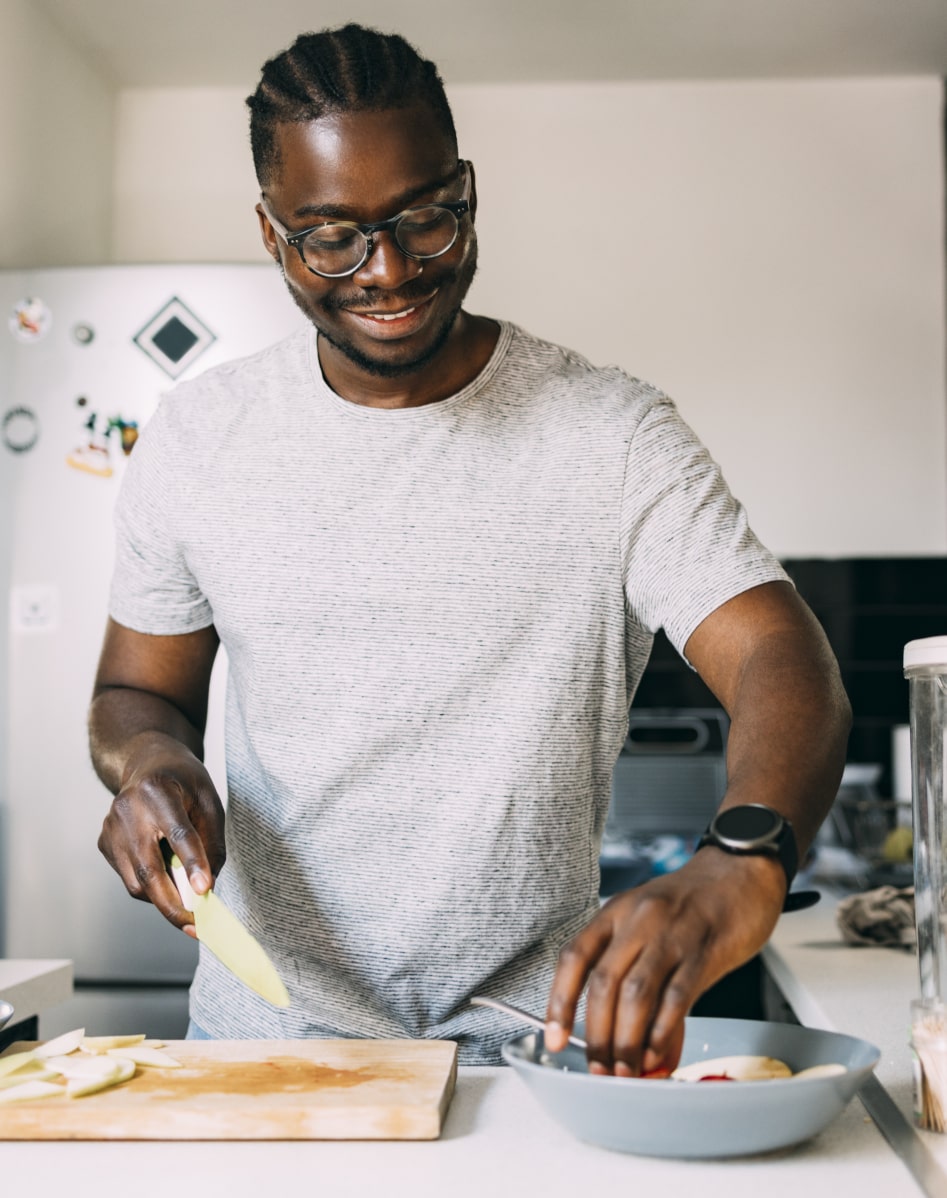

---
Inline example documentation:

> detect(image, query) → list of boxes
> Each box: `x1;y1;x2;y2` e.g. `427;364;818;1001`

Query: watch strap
696;807;819;913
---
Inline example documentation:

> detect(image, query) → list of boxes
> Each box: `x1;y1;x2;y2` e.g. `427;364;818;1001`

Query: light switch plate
10;584;60;633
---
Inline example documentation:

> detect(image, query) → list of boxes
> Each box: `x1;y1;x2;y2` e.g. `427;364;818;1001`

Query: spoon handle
469;995;588;1050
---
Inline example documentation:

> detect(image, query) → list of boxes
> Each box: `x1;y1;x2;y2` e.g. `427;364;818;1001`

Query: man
90;24;850;1075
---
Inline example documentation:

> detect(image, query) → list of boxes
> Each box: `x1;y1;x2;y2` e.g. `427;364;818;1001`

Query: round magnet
2;406;40;452
9;297;52;342
72;323;95;345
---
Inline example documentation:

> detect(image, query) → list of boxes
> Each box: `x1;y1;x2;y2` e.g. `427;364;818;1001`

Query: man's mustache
323;272;456;313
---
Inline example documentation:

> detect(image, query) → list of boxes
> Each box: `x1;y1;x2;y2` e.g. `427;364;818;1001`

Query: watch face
714;804;781;845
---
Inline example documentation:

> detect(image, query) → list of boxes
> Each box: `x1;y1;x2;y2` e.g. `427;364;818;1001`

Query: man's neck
317;312;500;410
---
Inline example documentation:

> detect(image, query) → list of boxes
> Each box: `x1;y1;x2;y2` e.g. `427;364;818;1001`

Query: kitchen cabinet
0;959;72;1050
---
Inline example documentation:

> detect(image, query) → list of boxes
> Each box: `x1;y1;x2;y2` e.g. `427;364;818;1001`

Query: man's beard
280;241;478;380
316;301;462;378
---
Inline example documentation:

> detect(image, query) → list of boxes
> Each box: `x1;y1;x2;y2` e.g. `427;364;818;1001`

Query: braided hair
247;24;458;186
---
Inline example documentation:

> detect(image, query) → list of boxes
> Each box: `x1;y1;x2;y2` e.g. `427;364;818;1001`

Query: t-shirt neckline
306;320;514;418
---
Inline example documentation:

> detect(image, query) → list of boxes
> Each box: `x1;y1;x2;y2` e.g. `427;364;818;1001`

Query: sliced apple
0;1030;184;1101
107;1045;181;1068
66;1057;136;1098
0;1066;60;1090
107;1056;137;1082
43;1053;126;1081
0;1049;38;1079
80;1034;146;1054
672;1054;793;1081
34;1028;85;1059
792;1063;847;1080
0;1079;63;1104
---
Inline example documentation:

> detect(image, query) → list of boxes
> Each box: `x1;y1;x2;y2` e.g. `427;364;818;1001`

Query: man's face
257;105;478;381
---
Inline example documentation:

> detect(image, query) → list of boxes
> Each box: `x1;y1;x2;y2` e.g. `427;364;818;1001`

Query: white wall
457;78;947;558
109;77;947;558
112;88;261;263
0;0;114;268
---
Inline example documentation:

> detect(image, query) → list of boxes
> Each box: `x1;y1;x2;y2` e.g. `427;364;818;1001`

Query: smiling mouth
346;290;439;325
363;307;418;322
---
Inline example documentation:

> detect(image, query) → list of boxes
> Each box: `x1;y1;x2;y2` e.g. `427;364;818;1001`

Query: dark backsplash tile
783;557;947;609
632;557;947;797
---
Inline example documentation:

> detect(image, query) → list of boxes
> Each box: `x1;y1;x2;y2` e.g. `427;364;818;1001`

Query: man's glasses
260;161;472;279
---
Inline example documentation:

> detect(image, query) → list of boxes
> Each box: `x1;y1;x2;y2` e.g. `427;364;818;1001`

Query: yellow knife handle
169;854;198;914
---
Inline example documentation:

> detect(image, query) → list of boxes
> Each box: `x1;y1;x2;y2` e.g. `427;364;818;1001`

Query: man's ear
255;202;281;263
467;160;478;223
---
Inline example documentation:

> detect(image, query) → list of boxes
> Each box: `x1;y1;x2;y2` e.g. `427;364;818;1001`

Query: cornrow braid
247;24;458;186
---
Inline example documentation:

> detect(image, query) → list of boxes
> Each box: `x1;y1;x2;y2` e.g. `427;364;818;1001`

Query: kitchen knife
168;854;290;1008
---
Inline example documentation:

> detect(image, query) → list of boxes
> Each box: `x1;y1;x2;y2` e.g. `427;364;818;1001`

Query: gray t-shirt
109;320;787;1063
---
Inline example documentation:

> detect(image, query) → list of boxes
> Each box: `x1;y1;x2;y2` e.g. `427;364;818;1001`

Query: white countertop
0;918;932;1198
0;1058;918;1198
765;889;918;1116
765;886;947;1192
0;959;73;1027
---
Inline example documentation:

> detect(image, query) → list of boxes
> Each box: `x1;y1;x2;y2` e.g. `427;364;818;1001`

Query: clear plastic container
911;997;947;1131
905;637;947;1002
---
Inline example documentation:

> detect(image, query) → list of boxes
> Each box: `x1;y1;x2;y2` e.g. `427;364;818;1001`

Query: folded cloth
836;885;916;948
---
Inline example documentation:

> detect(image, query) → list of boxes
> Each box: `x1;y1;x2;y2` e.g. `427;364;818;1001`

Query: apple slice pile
0;1029;182;1103
670;1054;847;1082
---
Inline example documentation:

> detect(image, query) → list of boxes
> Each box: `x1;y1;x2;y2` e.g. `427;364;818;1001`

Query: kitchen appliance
606;708;728;838
600;708;728;893
905;636;947;1002
0;1038;457;1140
0;265;307;1037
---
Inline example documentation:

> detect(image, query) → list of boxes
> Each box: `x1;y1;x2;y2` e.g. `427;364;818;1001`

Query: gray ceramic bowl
502;1015;880;1158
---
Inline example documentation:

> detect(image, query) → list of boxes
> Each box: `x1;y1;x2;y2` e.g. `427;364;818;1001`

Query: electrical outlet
10;584;60;633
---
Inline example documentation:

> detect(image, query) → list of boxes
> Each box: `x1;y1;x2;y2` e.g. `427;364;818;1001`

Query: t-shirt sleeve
108;399;215;635
620;396;789;657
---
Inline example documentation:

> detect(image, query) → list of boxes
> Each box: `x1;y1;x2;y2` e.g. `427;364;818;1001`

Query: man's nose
352;231;423;289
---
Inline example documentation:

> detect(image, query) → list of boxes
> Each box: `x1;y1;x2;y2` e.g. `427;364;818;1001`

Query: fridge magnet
72;323;95;346
66;404;140;477
108;415;139;455
132;296;216;379
1;405;40;453
66;409;113;478
8;296;52;343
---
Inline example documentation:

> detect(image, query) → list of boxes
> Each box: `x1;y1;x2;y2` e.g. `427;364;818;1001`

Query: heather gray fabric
109;321;787;1063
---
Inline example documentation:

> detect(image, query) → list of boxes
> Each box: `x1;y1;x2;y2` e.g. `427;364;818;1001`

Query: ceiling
33;0;947;88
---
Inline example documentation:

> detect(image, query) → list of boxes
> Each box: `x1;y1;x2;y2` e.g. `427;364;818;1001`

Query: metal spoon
469;995;588;1050
0;1000;14;1032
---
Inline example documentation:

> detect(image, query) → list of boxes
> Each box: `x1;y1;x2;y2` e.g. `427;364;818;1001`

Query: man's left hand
544;840;786;1075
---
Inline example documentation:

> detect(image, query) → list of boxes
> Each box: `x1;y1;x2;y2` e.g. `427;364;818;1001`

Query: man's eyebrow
290;171;458;222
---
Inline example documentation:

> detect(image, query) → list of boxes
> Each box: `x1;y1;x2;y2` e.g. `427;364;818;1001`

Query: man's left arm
544;579;851;1076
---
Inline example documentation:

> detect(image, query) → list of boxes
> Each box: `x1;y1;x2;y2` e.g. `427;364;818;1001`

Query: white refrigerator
0;265;306;1036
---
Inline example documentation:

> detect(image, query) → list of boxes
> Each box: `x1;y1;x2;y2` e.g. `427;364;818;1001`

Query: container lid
904;636;947;669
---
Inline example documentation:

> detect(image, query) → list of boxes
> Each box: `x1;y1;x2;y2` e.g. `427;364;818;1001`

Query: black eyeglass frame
260;160;472;279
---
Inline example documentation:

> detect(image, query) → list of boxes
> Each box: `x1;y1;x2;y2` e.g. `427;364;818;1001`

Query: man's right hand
97;730;227;934
89;618;223;934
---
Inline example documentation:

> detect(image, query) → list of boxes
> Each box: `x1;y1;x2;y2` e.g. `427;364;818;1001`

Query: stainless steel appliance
601;708;729;894
0;265;305;1036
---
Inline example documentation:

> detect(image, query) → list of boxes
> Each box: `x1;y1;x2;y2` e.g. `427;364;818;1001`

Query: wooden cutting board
0;1039;457;1140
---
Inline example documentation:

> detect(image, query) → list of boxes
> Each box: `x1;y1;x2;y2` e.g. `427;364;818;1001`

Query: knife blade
168;854;290;1008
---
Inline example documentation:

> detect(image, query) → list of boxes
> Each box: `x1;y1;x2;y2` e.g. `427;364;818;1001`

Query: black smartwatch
696;804;819;912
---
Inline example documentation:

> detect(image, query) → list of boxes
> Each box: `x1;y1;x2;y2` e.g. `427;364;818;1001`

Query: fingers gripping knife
169;854;290;1008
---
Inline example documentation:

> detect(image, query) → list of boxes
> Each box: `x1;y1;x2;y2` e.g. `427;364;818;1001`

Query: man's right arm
89;617;225;933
